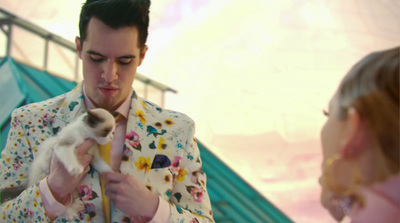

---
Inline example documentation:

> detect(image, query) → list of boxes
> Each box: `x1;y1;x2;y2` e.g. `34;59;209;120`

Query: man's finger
80;154;93;166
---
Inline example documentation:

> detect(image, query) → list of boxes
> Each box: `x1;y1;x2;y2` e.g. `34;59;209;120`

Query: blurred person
319;46;400;222
0;0;214;222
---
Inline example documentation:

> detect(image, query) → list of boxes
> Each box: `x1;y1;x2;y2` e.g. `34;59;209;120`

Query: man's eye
90;55;104;62
118;58;132;65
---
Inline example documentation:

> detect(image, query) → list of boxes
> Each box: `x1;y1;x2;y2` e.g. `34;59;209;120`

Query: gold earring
323;154;361;196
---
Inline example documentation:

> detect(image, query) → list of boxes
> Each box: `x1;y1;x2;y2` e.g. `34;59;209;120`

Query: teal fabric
0;57;293;222
198;141;293;223
0;58;26;128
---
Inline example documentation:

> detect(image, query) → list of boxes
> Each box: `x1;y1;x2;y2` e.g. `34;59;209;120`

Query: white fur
28;108;116;220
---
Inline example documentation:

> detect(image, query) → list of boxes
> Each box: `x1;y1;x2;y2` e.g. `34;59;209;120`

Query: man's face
76;17;147;111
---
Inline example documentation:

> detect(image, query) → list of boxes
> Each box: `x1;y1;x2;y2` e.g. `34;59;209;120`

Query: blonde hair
337;47;399;180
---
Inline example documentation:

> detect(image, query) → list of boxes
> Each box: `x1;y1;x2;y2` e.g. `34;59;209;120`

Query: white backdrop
1;0;399;222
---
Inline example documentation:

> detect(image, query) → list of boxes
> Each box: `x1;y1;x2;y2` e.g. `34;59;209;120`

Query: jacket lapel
50;83;86;135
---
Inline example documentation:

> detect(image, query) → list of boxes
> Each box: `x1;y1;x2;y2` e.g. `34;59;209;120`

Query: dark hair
337;46;400;176
79;0;150;49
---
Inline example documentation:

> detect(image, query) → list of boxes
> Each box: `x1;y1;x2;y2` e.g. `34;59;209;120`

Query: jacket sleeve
168;120;215;223
0;108;51;222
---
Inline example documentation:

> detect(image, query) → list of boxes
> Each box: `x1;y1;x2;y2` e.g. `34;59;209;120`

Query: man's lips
99;86;118;95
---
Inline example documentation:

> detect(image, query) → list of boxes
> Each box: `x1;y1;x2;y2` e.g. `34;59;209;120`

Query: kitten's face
85;108;116;145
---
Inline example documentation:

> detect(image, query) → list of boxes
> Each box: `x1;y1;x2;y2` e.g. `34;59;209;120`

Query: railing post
1;23;12;57
43;37;49;70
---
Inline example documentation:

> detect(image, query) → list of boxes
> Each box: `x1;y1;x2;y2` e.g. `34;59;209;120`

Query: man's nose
102;60;118;82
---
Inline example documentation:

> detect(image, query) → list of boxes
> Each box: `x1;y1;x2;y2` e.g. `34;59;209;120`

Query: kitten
28;108;116;220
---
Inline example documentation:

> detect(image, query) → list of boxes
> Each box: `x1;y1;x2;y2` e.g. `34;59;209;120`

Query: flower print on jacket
164;118;174;126
41;113;52;127
171;156;185;182
135;157;151;173
136;110;146;124
11;116;18;128
82;203;97;221
12;163;19;171
68;101;79;111
126;130;141;150
172;156;182;168
146;126;167;137
191;169;205;186
157;137;167;150
79;185;98;201
190;218;199;223
188;186;204;203
23;210;34;218
177;168;188;182
139;99;148;109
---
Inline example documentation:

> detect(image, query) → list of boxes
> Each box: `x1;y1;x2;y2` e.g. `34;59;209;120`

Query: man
0;0;214;222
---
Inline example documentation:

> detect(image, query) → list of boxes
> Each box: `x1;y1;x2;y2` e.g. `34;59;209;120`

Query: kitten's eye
323;110;329;116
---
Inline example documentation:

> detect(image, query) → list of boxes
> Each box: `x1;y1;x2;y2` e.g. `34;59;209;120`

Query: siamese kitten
28;108;116;220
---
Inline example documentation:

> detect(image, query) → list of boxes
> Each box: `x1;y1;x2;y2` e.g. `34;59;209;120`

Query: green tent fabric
0;57;293;222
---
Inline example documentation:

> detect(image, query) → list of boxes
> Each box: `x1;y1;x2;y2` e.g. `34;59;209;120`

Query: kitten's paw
62;207;79;221
62;198;84;220
70;198;85;212
95;164;113;173
120;165;132;175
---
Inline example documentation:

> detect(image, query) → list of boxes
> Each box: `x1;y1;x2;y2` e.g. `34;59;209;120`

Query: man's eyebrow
86;50;103;56
119;55;136;59
86;50;135;59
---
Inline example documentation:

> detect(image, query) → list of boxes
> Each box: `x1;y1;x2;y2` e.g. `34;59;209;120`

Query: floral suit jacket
0;82;214;223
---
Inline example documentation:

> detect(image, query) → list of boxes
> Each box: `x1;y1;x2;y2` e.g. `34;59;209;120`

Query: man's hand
47;139;95;205
101;172;159;220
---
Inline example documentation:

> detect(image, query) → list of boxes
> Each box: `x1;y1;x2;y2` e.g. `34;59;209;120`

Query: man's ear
341;107;367;158
138;45;148;66
75;36;82;59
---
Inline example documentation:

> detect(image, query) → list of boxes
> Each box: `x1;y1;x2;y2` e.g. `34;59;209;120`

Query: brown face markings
85;110;105;128
102;127;112;137
84;109;116;139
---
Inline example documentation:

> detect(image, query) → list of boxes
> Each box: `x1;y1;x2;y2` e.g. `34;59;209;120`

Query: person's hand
47;139;95;205
101;172;159;220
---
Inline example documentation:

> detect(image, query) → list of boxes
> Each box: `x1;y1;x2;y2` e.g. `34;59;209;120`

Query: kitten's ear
85;109;102;128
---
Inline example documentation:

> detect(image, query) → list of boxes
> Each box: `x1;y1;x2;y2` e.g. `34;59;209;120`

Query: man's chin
93;101;114;111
